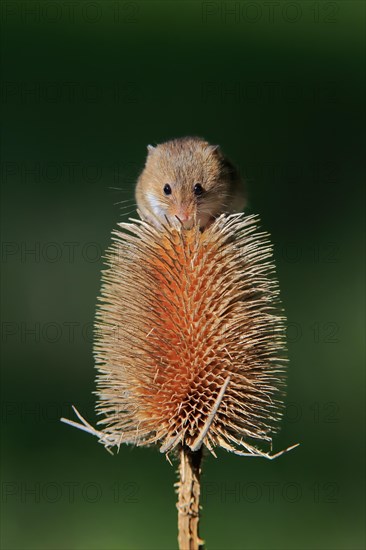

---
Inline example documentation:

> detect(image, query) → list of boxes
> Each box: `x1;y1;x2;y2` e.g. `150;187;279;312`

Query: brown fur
135;137;246;229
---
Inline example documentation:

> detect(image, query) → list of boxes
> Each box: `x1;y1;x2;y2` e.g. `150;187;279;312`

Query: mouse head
136;137;236;229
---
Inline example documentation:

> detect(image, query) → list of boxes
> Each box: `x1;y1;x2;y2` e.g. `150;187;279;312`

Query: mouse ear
147;144;156;154
208;144;223;157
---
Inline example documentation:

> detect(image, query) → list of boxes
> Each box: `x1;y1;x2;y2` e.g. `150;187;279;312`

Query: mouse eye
193;183;204;196
163;184;172;195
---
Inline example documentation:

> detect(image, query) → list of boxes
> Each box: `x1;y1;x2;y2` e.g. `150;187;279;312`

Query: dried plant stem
177;445;204;550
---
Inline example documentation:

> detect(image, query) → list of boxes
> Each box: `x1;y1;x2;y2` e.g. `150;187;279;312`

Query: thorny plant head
87;213;290;460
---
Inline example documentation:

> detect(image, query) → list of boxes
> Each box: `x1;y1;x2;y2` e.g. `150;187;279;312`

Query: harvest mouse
135;136;246;230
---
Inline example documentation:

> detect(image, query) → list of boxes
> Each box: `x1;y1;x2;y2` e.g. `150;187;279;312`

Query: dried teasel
62;212;297;549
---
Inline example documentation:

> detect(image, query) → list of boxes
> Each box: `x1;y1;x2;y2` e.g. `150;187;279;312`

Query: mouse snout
176;210;190;222
177;215;193;229
175;209;195;229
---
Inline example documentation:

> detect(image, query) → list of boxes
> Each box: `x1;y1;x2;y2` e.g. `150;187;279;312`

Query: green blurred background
1;1;365;549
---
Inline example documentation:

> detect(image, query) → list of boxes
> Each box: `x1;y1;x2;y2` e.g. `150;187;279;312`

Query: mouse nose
175;211;194;229
177;211;190;223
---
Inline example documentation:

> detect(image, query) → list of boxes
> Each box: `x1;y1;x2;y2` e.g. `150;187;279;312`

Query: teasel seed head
93;213;287;457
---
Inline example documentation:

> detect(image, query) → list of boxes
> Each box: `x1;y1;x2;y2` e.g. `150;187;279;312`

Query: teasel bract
63;213;296;549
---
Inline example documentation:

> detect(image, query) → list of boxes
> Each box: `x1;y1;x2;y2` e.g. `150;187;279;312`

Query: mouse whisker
115;200;138;208
120;208;138;217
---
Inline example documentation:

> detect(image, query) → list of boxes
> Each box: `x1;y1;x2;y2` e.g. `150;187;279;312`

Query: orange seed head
94;214;287;456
